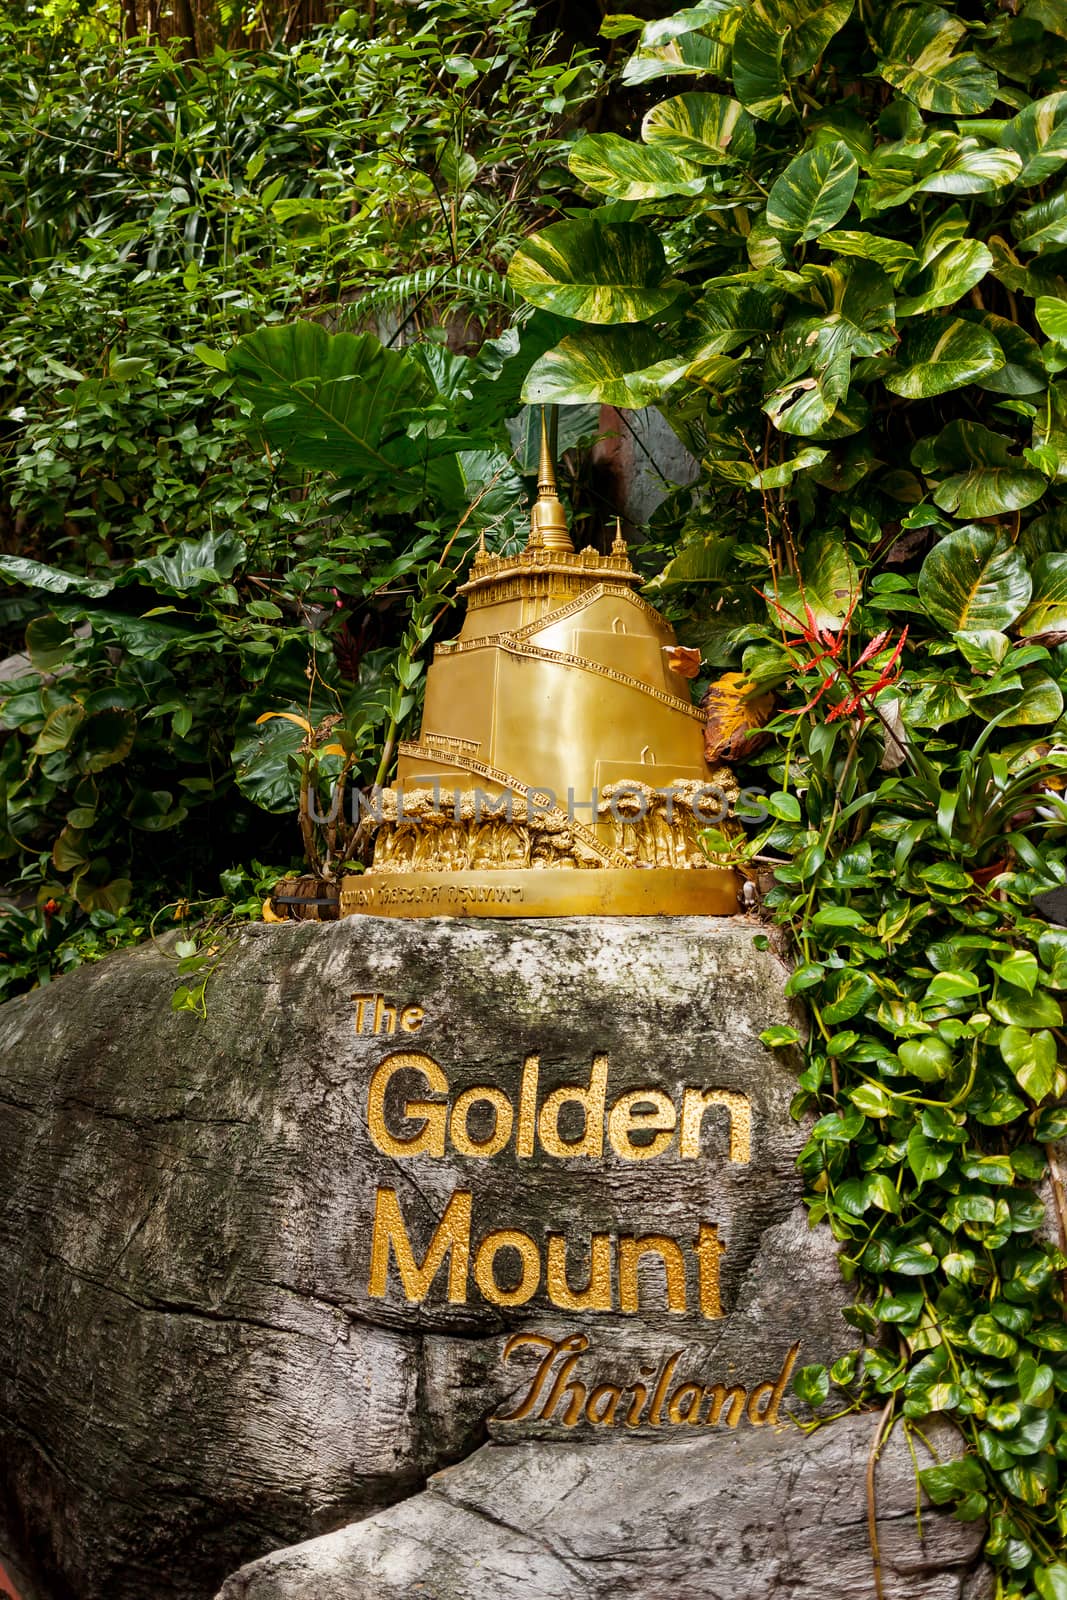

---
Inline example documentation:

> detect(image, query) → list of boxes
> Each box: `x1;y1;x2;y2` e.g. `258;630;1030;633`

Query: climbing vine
495;2;1067;1593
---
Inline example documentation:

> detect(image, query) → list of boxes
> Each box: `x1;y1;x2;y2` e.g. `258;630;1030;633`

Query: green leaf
1018;553;1067;638
793;1363;830;1405
918;527;1032;632
1035;295;1067;344
521;327;690;407
907;1129;953;1184
967;1314;1018;1357
898;239;992;316
569;135;706;199
25;614;74;672
920;419;1047;518
620;29;720;87
819;230;916;276
919;1456;985;1504
851;1082;895;1117
886;317;1003;398
769;530;860;630
1014;191;1067;255
877;6;997;116
641;93;755;165
766;140;859;242
1004;92;1067;185
760;1024;802;1047
134;531;246;595
991;952;1039;993
990;990;1063;1029
1035;1565;1067;1600
32;703;85;756
0;556;113;600
507;220;677;324
916;140;1021;196
899;1036;954;1081
228;324;436;478
79;706;137;773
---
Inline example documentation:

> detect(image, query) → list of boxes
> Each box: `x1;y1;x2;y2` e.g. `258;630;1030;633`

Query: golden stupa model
340;416;739;918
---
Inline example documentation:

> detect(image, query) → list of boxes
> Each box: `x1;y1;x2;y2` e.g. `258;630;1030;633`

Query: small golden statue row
341;414;739;919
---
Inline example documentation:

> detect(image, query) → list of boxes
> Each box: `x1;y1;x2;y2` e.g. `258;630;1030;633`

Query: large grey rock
218;1418;988;1600
0;916;984;1600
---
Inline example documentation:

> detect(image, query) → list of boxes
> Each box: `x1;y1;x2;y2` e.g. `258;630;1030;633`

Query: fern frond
339;266;519;324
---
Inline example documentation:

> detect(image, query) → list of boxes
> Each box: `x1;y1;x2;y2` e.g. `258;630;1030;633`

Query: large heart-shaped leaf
918;527;1033;631
1014;192;1067;255
898;238;992;315
769;530;860;629
569;134;706;199
641;92;755;165
134;532;247;595
766;0;854;73
972;312;1047;396
820;229;917;277
692;283;781;355
915;140;1022;195
886;317;1004;397
734;0;852;119
228;323;435;477
621;29;719;87
0;556;113;599
766;139;859;241
974;670;1064;726
877;6;996;115
1018;553;1067;638
521;327;690;407
1036;296;1067;343
923;422;1047;516
1004;92;1067;186
507;220;677;323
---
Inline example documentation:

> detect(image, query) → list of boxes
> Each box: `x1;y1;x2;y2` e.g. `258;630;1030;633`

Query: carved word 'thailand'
493;1333;801;1431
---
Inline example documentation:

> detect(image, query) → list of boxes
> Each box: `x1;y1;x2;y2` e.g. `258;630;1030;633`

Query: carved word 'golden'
367;1187;727;1317
366;1051;751;1165
492;1333;801;1430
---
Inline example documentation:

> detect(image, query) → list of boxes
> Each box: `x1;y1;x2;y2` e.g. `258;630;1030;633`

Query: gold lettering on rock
366;1053;448;1158
618;1236;687;1315
365;1183;725;1319
474;1228;541;1307
353;993;427;1036
607;1090;676;1160
493;1335;802;1431
449;1087;514;1158
679;1086;751;1164
364;1049;753;1166
537;1054;608;1159
546;1233;613;1312
368;1187;471;1304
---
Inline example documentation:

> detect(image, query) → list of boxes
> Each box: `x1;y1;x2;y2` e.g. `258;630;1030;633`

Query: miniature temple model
341;413;739;917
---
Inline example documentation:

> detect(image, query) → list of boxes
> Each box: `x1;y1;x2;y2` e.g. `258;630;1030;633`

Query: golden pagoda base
339;867;740;919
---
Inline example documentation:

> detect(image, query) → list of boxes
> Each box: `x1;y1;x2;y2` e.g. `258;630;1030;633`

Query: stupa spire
527;407;574;553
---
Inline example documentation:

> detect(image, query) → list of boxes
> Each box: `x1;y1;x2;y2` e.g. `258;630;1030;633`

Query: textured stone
0;915;984;1599
218;1418;985;1600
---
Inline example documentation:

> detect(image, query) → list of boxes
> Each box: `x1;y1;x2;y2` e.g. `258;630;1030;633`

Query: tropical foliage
497;3;1067;1592
3;0;1067;1591
0;0;597;992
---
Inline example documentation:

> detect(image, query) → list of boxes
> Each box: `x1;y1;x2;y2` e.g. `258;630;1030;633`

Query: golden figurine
341;412;739;918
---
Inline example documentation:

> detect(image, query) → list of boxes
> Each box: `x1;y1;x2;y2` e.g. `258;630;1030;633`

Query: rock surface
0;915;985;1599
218;1418;988;1600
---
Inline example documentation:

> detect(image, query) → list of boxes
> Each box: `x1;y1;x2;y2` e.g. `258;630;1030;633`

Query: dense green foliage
3;0;1067;1592
497;2;1067;1591
0;0;597;985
